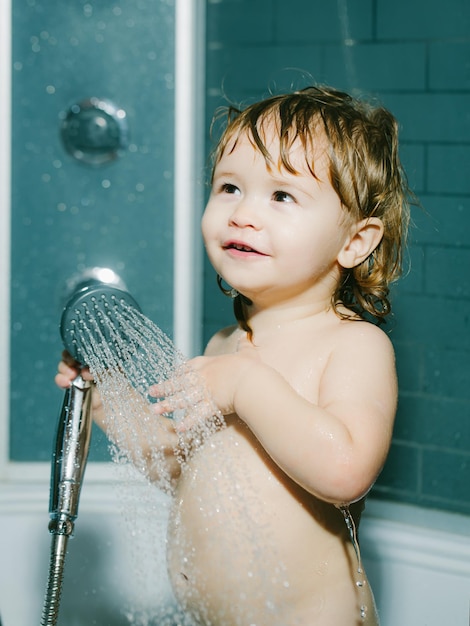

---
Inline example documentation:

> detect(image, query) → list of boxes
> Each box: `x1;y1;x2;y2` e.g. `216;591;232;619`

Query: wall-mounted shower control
60;97;129;166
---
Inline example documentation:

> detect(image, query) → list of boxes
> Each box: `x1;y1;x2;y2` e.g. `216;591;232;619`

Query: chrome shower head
60;268;141;364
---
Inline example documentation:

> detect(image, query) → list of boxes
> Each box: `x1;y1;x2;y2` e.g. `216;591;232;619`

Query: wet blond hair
211;85;411;333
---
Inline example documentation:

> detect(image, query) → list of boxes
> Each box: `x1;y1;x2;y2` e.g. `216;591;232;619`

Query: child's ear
338;217;384;269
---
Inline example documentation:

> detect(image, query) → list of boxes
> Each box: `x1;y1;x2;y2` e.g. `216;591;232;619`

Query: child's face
202;127;354;308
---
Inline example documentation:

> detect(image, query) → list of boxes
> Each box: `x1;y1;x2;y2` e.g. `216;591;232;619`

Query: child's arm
55;355;183;487
155;323;396;505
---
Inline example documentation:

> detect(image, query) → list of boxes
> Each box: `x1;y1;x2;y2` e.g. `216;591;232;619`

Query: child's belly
166;418;377;626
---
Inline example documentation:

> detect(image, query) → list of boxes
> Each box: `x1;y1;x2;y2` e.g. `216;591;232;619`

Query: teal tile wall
377;0;470;39
203;0;470;515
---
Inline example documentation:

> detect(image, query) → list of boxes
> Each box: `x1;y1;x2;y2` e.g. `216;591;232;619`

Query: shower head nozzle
60;269;141;364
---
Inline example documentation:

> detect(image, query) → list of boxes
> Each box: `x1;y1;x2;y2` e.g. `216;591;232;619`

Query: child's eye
221;183;240;195
273;190;295;203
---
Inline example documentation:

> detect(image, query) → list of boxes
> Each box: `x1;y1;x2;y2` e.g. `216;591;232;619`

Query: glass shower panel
10;0;176;461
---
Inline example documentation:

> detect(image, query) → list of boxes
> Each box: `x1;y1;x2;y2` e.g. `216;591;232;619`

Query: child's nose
228;197;260;229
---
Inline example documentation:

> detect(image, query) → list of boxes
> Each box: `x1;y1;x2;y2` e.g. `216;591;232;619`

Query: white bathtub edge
362;498;470;578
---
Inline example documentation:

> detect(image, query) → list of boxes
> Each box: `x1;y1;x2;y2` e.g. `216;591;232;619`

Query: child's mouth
223;241;266;256
228;243;255;252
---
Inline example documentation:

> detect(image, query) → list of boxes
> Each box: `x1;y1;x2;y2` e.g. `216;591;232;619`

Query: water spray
41;268;141;626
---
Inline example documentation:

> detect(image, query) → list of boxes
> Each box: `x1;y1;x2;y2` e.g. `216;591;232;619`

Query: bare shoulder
320;318;397;409
204;325;239;356
334;319;395;358
317;317;396;399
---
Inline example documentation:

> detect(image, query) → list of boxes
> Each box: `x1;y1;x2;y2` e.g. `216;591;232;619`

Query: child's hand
55;352;104;422
55;351;93;388
148;349;260;430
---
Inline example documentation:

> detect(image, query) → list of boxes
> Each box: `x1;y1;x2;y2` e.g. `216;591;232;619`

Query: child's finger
79;367;94;381
54;372;72;388
150;399;174;416
148;379;181;399
57;360;78;378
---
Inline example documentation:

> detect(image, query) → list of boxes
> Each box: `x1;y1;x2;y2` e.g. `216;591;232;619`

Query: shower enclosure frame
0;0;206;485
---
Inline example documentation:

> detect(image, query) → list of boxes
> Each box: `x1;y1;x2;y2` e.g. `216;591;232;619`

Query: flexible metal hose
41;533;69;626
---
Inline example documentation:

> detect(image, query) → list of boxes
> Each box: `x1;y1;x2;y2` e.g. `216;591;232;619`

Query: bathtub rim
360;497;470;578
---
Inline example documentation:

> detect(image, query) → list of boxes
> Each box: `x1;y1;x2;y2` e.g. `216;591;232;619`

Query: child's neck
245;297;336;337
